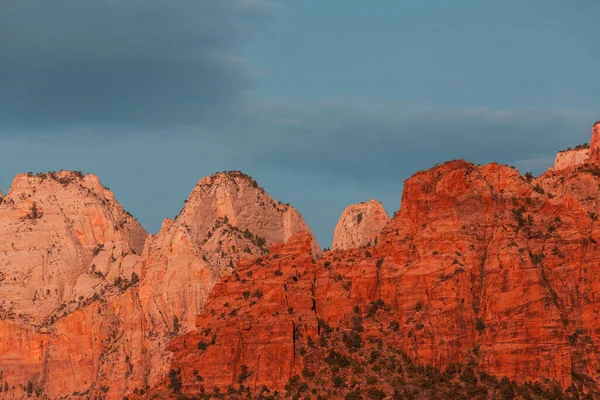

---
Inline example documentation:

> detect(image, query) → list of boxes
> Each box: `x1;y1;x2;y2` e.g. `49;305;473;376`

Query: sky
0;0;599;246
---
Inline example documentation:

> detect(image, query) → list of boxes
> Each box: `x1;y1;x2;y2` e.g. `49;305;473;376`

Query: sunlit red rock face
127;171;321;393
150;158;600;398
332;199;389;250
0;170;320;399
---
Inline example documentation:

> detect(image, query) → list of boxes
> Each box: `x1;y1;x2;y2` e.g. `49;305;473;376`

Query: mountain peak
332;199;389;250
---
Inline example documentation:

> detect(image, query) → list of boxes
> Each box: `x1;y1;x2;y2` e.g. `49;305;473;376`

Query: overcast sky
1;0;599;246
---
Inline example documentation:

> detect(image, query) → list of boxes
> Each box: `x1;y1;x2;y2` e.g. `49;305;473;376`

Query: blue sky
0;0;598;246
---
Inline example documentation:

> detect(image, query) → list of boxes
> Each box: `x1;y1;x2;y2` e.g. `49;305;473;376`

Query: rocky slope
0;170;320;399
332;199;389;250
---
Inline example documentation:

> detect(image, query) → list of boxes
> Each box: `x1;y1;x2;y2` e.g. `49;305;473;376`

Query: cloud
233;102;595;182
0;0;269;130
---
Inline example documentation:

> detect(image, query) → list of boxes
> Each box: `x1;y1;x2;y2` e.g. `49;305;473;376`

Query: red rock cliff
147;157;600;398
0;170;320;399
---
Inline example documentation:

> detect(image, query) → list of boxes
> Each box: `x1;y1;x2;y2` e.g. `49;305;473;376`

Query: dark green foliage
238;365;251;383
500;377;515;400
475;318;485;332
172;316;181;334
168;369;183;393
325;350;350;368
345;390;363;400
367;299;385;318
342;331;362;351
366;388;386;400
131;272;139;285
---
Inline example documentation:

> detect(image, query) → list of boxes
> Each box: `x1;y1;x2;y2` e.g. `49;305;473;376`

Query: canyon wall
151;159;600;398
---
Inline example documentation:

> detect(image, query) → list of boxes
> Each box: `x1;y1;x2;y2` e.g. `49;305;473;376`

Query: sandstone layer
331;199;389;250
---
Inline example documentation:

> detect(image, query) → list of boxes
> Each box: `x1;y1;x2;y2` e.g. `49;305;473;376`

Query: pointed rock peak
332;199;389;250
173;170;320;253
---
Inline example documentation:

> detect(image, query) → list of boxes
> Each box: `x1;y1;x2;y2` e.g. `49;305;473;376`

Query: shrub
342;331;362;351
168;369;182;393
366;388;386;400
345;390;363;400
475;318;485;332
366;299;385;318
238;365;251;383
302;368;315;379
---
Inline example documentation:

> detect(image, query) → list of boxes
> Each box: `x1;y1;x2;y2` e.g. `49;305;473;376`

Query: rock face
0;171;147;324
0;170;320;399
125;171;321;393
149;151;600;397
554;147;589;170
553;122;600;170
9;122;600;398
0;171;148;398
332;199;389;250
591;121;600;162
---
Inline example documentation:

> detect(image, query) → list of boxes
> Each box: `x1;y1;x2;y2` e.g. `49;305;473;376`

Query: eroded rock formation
553;122;600;170
332;199;389;250
0;171;320;399
0;171;147;325
147;159;600;398
554;147;589;170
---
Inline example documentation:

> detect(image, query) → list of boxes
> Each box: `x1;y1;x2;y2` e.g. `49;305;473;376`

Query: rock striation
332;199;389;250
